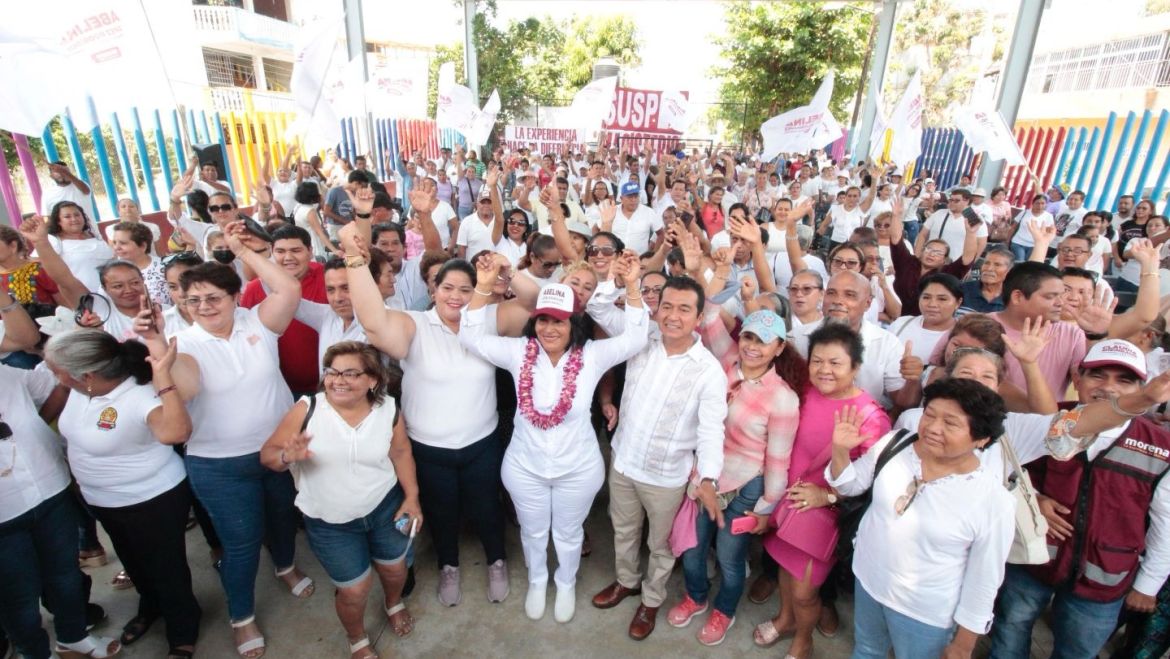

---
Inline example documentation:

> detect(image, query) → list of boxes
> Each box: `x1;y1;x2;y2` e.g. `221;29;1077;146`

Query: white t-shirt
611;204;664;254
57;379;185;508
0;365;72;523
495;236;527;268
865;197;894;223
40;236;113;294
177;306;293;458
828;205;865;243
40;181;91;215
1010;210;1054;248
456;213;498;258
271;180;298;217
887;316;949;363
193;179;231;197
292;394;399;524
921;209;988;256
431;201;458;250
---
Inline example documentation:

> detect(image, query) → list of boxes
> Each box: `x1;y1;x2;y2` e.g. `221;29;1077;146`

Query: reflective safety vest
1027;416;1170;602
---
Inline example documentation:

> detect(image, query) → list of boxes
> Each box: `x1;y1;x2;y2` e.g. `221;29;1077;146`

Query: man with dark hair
992;261;1086;400
40;160;91;214
592;276;727;641
918;187;987;258
239;224;327;397
322;171;370;240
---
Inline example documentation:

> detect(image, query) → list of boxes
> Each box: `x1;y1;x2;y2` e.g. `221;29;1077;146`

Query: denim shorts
302;485;409;588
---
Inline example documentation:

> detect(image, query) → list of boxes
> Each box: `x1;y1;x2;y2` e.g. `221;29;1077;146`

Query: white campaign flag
867;76;889;162
954;102;1025;166
884;70;924;166
760;72;843;161
658;90;690;132
568;76;617;136
0;0;173;133
435;62;499;146
365;57;428;118
289;14;345;150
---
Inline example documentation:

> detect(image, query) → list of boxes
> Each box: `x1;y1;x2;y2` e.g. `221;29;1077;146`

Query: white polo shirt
431;201;458;250
177;306;293;458
400;306;498;449
57;379;185;508
0;365;72;523
611;204;664;254
456;213;498;259
828;205;865;243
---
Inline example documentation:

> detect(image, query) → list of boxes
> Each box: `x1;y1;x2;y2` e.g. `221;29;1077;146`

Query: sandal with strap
753;620;793;648
348;636;377;659
119;615;156;645
230;616;265;659
55;635;121;658
384;602;414;638
274;566;315;599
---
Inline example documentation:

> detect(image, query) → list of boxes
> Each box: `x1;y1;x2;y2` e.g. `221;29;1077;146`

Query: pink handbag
772;442;839;564
668;496;700;558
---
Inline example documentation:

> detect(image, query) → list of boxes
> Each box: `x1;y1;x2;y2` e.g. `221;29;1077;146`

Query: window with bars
203;47;256;88
262;57;293;92
1028;31;1169;93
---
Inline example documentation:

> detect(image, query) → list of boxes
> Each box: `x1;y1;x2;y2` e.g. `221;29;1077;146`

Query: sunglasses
586;245;616;257
536;258;559;270
162;251;201;266
894;477;925;516
208;204;236;213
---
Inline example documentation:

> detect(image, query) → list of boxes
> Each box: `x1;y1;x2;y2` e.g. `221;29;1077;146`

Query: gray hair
44;329;152;385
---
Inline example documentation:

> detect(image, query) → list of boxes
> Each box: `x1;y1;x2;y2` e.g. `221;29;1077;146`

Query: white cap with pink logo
1080;339;1147;380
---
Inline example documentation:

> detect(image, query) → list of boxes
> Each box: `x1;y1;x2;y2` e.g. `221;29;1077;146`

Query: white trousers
501;448;604;589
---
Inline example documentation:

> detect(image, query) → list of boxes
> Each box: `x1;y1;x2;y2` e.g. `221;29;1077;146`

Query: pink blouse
698;312;800;514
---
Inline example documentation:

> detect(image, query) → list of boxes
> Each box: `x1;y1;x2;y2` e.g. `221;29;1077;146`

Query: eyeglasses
208;204;235;213
162;251;201;267
894;477;925;516
586;245;617;257
184;293;229;309
831;258;860;269
640;285;664;297
787;285;822;296
923;248;947;257
323;367;367;381
506;219;528;227
1058;247;1088;256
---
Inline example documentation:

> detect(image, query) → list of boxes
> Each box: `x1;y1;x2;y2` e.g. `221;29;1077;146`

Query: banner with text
604;87;689;134
502;126;585;153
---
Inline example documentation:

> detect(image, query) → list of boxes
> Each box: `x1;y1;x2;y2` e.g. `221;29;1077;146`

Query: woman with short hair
110;221;168;308
886;273;963;363
44;331;200;659
134;221;312;659
260;342;421;658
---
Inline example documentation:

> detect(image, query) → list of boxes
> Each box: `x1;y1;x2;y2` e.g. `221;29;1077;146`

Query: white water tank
593;58;620;81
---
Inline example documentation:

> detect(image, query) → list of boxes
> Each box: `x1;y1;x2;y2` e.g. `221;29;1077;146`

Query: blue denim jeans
185;452;300;621
303;486;409;588
0;489;87;659
1009;241;1030;263
990;564;1125;659
904;220;922;245
681;475;764;617
852;580;954;658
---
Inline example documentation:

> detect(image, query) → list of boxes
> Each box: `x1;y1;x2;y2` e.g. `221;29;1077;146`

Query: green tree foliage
712;1;872;143
888;0;1007;125
427;2;641;124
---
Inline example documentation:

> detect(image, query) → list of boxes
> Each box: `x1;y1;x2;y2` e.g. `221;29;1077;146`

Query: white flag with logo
954;102;1025;166
436;62;499;145
885;70;924;166
289;14;345;150
658;90;690;132
760;72;843;160
568;76;617;136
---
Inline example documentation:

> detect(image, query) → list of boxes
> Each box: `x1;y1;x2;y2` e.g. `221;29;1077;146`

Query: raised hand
145;336;179;374
599;199;617;231
475;250;503;283
620;252;642;289
407;187;436;215
1028;219;1056;244
1004;316;1051;365
252;180;272;206
1128;238;1159;269
222;221;248;257
345;185;375;218
740;276;757;301
170;169;195;203
18;214;48;245
832;405;868;450
679;230;702;273
899;341;923;381
1069;288;1118;337
731;213;763;245
485;164;500;188
1141;368;1170;406
338;222;369;259
711;246;733;270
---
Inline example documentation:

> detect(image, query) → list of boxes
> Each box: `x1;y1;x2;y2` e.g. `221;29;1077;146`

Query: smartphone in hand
730;515;757;535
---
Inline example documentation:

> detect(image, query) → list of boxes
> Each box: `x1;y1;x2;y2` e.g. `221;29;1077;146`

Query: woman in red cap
459;251;648;625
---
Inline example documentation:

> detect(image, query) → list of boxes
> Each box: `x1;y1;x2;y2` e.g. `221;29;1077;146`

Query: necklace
517;339;584;430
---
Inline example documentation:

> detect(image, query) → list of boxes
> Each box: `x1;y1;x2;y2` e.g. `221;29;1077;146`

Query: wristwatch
355;212;372;219
344;254;367;269
701;477;719;491
826;492;839;505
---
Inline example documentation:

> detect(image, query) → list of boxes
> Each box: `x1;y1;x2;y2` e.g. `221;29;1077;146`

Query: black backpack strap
299;394;317;434
873;429;916;477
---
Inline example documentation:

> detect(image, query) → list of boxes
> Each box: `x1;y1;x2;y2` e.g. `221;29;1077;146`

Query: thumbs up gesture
899;341;923;381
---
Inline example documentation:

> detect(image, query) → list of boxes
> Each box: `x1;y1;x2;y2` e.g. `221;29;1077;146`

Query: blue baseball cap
741;310;786;344
620;181;640;197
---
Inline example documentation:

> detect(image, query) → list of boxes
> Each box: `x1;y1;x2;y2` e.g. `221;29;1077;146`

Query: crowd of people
3;137;1170;659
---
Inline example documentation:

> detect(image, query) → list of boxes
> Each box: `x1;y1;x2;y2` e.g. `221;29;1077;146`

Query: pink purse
668;496;700;558
772;442;839;564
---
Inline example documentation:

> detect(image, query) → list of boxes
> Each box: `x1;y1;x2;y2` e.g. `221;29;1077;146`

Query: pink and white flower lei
518;338;585;430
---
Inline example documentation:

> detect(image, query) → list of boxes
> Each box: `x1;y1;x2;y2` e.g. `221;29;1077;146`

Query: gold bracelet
626;293;643;301
474;287;494;297
1142;272;1159;278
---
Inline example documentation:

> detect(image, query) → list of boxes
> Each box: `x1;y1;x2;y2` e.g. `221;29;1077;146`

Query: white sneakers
554;584;575;623
525;580;547;620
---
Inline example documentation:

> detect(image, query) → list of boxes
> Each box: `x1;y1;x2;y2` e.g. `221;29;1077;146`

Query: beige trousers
607;465;687;607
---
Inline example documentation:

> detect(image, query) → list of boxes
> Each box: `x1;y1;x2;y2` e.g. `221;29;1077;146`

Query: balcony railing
192;5;296;52
207;87;295;114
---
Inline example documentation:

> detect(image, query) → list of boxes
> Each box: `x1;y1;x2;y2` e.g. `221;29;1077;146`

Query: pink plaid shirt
699;312;800;514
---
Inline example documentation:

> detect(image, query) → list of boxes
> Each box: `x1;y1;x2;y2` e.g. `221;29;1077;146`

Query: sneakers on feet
697;609;735;646
437;565;461;607
554;584;575;623
487;559;509;603
667;594;708;628
525;581;546;620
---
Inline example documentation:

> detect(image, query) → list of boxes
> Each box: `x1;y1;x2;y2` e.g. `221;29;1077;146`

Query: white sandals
55;635;121;658
230;616;265;658
274;566;315;599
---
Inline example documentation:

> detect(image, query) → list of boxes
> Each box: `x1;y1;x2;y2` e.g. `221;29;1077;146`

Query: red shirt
239;261;326;395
